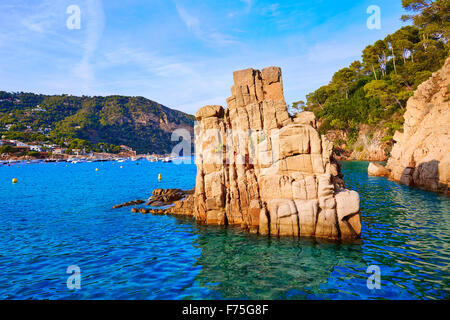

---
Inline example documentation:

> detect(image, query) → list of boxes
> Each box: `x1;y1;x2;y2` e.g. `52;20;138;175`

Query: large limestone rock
386;57;450;194
189;67;362;240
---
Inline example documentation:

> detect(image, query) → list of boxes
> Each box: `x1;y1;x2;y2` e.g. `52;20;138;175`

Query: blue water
0;160;448;300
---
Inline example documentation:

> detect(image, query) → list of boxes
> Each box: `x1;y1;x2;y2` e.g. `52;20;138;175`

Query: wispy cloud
175;4;200;30
260;3;280;17
306;41;362;63
228;0;253;18
0;0;408;115
103;46;198;78
74;0;105;88
175;4;239;47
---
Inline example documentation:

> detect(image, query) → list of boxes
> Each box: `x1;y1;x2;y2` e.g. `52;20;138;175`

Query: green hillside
0;92;195;154
296;0;449;156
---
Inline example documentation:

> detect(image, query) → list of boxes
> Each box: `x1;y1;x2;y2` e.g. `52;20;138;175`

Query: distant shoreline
0;154;191;165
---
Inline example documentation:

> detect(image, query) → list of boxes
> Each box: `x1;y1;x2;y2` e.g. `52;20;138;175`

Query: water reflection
180;162;449;299
188;224;365;299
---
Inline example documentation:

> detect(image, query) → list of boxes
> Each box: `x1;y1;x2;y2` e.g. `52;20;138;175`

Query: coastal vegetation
299;0;449;155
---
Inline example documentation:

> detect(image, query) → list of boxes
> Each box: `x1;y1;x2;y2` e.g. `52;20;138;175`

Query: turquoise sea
0;160;448;299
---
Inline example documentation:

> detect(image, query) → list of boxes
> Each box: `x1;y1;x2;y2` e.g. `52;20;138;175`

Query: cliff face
323;126;390;162
386;57;450;194
188;67;361;240
349;125;390;161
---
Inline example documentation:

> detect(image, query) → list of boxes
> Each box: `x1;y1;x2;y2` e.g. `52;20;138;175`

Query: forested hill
295;0;449;160
0;92;195;154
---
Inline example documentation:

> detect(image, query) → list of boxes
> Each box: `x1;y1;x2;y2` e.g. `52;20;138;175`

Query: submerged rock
113;200;144;209
164;67;362;241
386;57;450;195
368;162;390;177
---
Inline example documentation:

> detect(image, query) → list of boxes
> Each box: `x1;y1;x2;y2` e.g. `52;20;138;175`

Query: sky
0;0;409;115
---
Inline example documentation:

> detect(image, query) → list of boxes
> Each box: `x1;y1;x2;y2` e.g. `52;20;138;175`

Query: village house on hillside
52;148;66;155
119;145;136;157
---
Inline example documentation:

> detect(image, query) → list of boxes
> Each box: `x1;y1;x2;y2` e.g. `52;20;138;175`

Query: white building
53;148;66;155
29;145;42;152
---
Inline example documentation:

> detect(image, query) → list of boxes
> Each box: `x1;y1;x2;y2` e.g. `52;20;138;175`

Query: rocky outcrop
146;188;185;206
323;125;390;161
121;189;194;215
368;162;390;177
350;125;390;161
184;67;361;240
113;199;145;209
386;57;450;194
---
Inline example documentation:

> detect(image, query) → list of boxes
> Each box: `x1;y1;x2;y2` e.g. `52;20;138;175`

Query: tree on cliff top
302;0;449;150
402;0;450;43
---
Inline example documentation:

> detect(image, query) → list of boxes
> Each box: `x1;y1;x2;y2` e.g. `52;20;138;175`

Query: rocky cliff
386;57;450;194
322;125;391;162
172;67;361;240
349;125;391;161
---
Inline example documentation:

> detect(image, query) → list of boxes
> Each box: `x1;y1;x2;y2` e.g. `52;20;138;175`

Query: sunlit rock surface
386;57;450;195
172;67;362;240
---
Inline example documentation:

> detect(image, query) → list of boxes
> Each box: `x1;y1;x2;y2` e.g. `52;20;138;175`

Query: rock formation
185;67;361;240
350;125;390;161
368;162;390;177
386;57;450;194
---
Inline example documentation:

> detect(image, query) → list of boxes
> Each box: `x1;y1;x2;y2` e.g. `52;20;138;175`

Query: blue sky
0;0;409;114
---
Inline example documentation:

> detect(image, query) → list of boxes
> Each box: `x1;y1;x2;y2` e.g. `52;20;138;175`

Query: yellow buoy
12;178;18;184
95;168;99;171
158;173;162;181
120;166;123;169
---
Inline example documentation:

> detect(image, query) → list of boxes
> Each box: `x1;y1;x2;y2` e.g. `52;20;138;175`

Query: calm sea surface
0;160;448;299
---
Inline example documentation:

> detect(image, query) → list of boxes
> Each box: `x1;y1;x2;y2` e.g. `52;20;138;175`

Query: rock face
189;67;361;240
368;162;390;177
386;57;450;194
323;125;390;162
146;189;185;206
350;125;390;161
